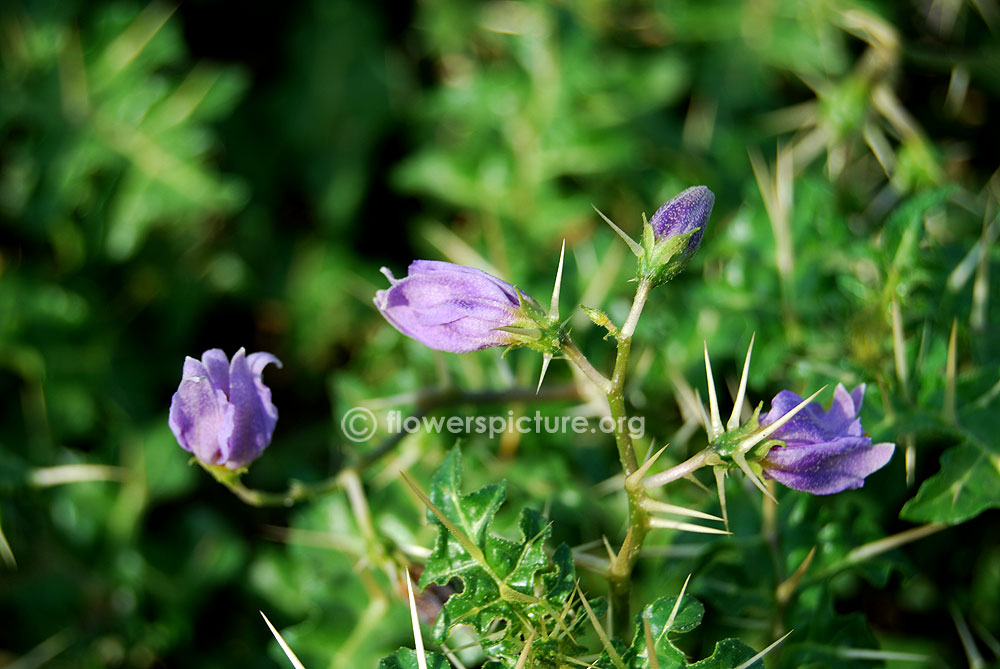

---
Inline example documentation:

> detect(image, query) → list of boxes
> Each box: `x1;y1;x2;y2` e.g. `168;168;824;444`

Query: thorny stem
580;278;655;635
560;279;654;633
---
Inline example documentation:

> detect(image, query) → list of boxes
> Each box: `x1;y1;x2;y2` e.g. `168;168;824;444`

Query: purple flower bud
650;185;715;254
168;348;281;469
375;261;531;353
758;384;894;495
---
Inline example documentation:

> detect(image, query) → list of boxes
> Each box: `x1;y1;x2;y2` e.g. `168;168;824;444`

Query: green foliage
379;648;451;669
1;3;248;261
417;447;588;666
2;0;998;667
615;595;760;668
901;404;1000;524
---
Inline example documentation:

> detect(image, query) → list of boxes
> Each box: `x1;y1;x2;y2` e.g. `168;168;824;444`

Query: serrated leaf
416;447;585;664
378;648;450;669
622;594;760;669
686;638;760;668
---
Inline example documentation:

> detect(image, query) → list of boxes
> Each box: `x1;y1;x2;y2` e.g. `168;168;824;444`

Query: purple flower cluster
759;384;894;494
169;348;281;469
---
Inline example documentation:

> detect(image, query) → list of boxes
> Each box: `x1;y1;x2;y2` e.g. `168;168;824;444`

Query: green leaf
687;639;760;668
901;405;1000;524
378;648;450;669
621;594;760;668
417;447;586;664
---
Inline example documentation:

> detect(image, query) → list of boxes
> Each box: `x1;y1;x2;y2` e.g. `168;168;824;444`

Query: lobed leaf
417;447;587;664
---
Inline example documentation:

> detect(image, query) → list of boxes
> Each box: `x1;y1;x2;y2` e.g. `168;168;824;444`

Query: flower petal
168;359;233;466
760;384;864;444
200;348;232;397
409;260;520;303
763;437;895;494
650;185;714;251
224;348;280;469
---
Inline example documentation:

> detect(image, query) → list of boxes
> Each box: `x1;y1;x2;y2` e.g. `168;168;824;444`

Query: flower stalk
565;277;654;635
202;462;342;507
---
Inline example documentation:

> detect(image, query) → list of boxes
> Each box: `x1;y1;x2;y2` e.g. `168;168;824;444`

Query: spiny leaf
687;639;761;668
416;447;587;665
614;593;760;668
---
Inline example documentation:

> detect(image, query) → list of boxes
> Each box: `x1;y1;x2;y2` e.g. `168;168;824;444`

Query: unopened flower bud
639;185;715;284
375;261;553;354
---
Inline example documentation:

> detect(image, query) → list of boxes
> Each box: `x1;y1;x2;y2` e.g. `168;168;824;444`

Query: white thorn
694;388;712;437
601;535;617;561
550;240;566;320
704;342;724;440
260;611;307;669
733;452;776;503
714;467;730;533
632;443;671;481
592;205;644;257
536;354;553;394
737;385;827;455
642;498;724;522
648;518;732;535
728;333;755;431
405;568;429;669
514;630;535;669
665;573;693;631
734;629;794;669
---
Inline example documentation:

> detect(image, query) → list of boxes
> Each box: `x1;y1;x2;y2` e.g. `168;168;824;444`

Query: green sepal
635;221;701;287
708;402;781;463
515;286;548;321
496;287;563;355
197;460;249;486
580;305;620;340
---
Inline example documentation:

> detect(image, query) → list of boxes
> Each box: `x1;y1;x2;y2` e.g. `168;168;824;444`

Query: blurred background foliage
1;0;998;666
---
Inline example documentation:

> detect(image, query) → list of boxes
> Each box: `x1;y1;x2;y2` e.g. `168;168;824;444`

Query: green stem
202;462;342;508
561;338;612;394
605;278;652;634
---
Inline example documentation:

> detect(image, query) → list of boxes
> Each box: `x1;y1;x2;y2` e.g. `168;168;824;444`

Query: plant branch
605;277;653;635
560;337;613;394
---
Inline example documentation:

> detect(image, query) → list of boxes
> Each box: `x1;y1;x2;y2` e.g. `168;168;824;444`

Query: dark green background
1;0;998;666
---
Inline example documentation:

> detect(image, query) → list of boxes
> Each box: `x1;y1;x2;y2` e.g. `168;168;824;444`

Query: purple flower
758;384;894;495
650;185;714;255
375;261;531;353
169;348;281;469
